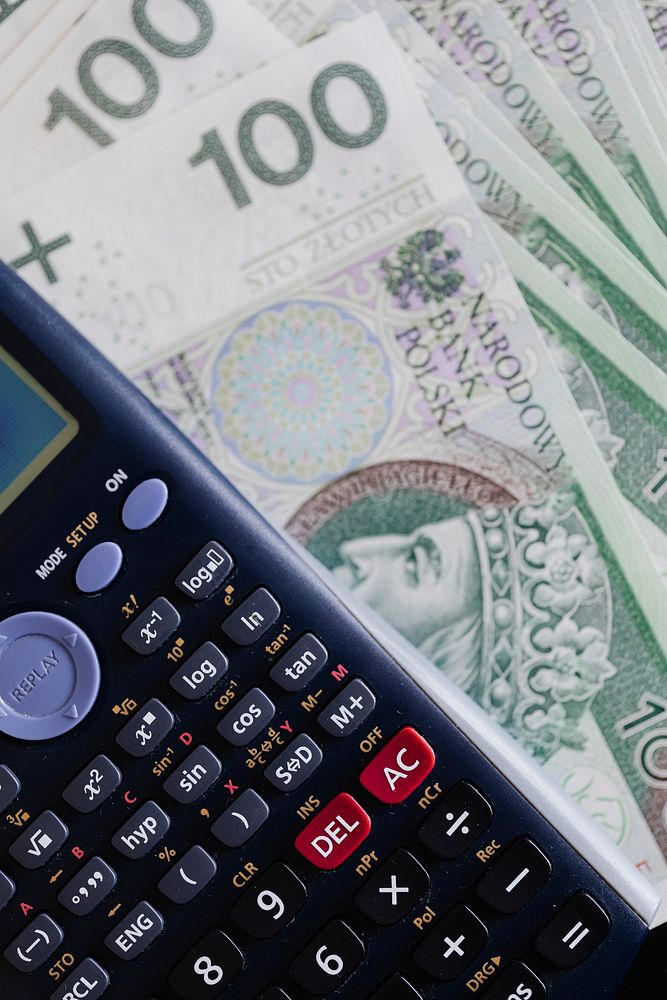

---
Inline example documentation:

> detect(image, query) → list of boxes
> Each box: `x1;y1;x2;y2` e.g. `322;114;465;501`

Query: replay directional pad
0;611;100;740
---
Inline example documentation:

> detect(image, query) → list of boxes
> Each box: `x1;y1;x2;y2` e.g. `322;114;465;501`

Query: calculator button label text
104;901;164;960
295;792;371;870
535;892;610;969
221;587;281;646
359;727;435;804
265;734;323;792
176;541;234;600
170;642;228;700
270;633;328;691
111;801;170;858
5;913;64;972
121;597;180;656
51;957;110;1000
318;678;376;737
163;745;221;804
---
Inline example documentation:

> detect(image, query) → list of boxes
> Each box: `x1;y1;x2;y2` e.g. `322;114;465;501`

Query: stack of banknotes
1;0;666;922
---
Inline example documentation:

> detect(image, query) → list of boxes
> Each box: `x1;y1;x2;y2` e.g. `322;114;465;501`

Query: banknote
491;221;667;584
388;0;667;289
0;0;59;63
276;0;667;579
494;0;667;238
0;0;291;201
0;0;94;108
304;1;667;374
639;0;667;66
251;0;322;37
593;0;667;162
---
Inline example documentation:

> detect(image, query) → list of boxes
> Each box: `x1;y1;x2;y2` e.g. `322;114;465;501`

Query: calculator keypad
269;633;328;691
5;913;64;972
484;962;546;1000
158;845;217;905
58;857;117;916
170;641;228;700
116;698;174;758
9;811;68;869
290;919;365;995
0;871;15;912
295;792;371;870
0;474;643;1000
231;863;307;939
359;727;435;804
413;905;488;981
354;849;429;925
0;764;21;810
317;678;375;737
51;958;110;1000
476;838;552;914
221;588;281;646
265;734;323;792
169;930;244;998
417;781;493;858
535;892;610;969
104;901;164;961
217;687;276;746
121;597;181;655
62;754;122;813
175;540;234;600
163;745;221;804
211;789;269;848
111;800;170;859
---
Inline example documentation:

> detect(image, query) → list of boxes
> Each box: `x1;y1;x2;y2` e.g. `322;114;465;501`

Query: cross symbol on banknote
644;449;667;505
10;221;72;285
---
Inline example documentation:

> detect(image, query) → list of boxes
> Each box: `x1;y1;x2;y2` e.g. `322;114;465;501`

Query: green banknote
392;0;667;288
2;11;665;901
0;0;94;107
593;0;667;162
492;221;667;585
494;0;667;237
0;0;292;200
638;0;667;66
0;0;57;61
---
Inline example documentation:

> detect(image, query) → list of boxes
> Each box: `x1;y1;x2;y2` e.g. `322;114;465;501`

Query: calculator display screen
0;344;79;515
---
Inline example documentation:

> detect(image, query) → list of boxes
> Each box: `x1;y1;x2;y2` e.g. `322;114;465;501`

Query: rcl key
359;727;435;804
295;793;371;870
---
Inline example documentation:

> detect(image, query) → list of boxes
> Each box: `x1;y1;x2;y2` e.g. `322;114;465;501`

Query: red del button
295;792;371;870
359;727;435;804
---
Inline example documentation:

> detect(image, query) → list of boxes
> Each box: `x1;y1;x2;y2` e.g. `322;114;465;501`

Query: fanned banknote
494;0;667;238
390;0;667;289
0;0;94;107
0;0;59;63
0;0;292;200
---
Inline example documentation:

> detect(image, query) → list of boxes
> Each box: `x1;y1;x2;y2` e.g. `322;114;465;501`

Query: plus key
359;727;435;804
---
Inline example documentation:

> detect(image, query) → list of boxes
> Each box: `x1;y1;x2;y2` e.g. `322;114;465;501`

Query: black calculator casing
0;264;656;999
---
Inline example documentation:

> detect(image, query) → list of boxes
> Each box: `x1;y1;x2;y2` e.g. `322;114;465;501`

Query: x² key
360;728;435;804
295;793;371;870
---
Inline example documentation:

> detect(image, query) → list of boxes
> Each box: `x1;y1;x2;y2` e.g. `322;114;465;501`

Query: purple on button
121;478;169;532
0;612;100;741
76;541;123;594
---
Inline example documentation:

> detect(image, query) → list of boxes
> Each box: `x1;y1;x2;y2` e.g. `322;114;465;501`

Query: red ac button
359;727;435;804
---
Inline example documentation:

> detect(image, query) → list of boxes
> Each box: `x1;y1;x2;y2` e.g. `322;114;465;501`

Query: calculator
0;261;658;1000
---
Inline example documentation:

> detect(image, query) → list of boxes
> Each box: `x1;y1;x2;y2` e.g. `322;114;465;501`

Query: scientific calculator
0;262;658;1000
